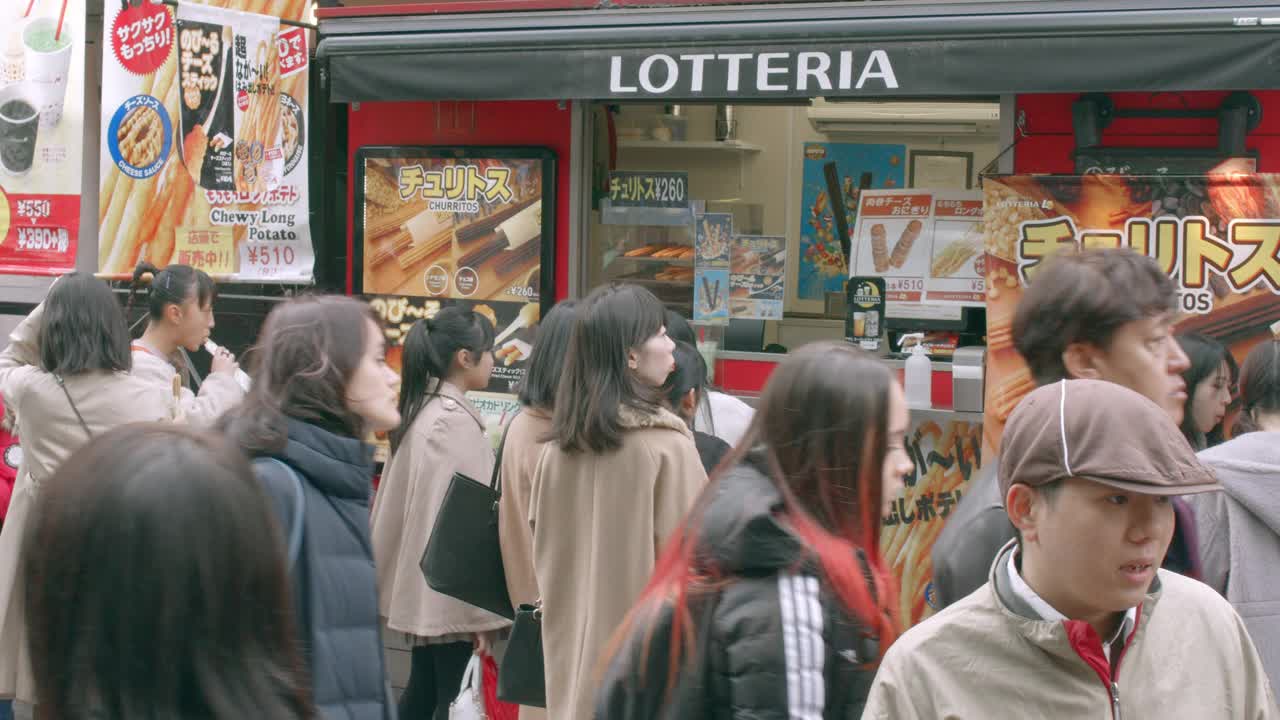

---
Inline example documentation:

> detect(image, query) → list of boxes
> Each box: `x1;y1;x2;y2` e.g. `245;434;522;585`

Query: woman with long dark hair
370;305;504;720
496;300;578;720
664;310;754;446
530;284;706;720
1191;338;1280;692
128;262;245;426
597;342;912;719
220;295;400;720
0;273;174;713
1176;332;1237;450
25;424;312;720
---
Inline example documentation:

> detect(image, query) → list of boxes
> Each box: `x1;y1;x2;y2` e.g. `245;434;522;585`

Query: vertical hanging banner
99;1;312;281
0;0;86;275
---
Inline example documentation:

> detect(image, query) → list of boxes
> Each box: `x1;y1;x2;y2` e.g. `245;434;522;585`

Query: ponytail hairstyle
607;342;900;693
662;341;707;428
127;261;216;322
1234;339;1280;436
390;305;495;453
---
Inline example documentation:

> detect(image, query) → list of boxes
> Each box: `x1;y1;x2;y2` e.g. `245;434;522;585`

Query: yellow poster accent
173;225;234;276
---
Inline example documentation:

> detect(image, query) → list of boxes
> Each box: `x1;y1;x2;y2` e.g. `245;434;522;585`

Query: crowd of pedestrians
0;249;1273;718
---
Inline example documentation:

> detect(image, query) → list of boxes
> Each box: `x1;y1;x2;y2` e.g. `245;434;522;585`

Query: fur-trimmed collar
617;403;693;437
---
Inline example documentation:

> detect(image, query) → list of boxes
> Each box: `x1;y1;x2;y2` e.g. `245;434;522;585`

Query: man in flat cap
864;379;1277;720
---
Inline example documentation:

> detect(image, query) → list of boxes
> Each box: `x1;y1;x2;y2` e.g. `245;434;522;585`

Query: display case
598;199;697;314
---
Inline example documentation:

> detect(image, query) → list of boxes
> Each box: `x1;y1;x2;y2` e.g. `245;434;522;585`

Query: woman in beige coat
497;300;578;720
126;262;245;427
529;284;707;720
370;306;507;719
0;273;173;709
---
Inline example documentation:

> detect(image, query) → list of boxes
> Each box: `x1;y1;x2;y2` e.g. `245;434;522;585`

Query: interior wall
604;103;1001;316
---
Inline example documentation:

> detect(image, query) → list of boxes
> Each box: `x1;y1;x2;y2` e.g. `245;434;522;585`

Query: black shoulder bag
420;415;516;620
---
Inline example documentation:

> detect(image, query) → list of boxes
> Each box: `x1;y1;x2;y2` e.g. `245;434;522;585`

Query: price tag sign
238;239;313;281
608;171;689;209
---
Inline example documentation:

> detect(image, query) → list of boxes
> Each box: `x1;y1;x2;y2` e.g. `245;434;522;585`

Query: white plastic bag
448;654;487;720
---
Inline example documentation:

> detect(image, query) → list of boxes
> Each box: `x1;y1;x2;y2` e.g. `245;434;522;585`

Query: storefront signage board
98;2;314;281
983;173;1280;461
608;171;688;209
0;0;87;276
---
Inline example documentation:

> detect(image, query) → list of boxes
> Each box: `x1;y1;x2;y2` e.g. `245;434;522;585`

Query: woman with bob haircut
127;261;245;426
0;273;174;712
495;299;578;720
371;305;503;720
529;284;706;720
25;424;313;720
597;341;912;719
220;295;400;720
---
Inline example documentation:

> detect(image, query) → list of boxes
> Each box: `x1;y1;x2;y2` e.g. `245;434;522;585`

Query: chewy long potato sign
98;1;312;281
983;174;1280;458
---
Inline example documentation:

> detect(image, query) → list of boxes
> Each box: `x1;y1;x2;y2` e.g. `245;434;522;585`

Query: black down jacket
253;418;395;720
595;459;880;720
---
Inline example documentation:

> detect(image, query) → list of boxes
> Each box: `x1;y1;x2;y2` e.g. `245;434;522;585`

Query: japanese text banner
98;0;312;281
983;174;1280;457
0;0;87;275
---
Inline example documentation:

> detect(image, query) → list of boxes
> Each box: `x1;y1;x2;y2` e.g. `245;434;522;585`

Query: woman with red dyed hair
596;341;912;719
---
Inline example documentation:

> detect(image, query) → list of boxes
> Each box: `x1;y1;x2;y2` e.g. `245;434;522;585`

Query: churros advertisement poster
0;0;86;275
797;142;905;301
880;415;982;626
98;1;313;281
983;174;1280;458
850;189;985;308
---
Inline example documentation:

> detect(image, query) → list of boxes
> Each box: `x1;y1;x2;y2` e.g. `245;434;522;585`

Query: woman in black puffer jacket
596;342;912;719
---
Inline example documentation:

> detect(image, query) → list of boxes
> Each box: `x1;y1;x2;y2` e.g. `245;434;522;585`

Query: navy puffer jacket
595;459;880;720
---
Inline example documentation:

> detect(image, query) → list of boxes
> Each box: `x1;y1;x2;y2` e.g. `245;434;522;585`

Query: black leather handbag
498;602;546;708
420;420;515;620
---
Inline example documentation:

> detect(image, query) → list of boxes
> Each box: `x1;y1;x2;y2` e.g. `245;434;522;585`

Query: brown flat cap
999;379;1219;498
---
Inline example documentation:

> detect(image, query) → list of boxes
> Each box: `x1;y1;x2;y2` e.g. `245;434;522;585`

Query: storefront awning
317;0;1280;102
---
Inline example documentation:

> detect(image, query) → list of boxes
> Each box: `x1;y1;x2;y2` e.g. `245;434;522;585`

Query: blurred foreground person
25;425;313;720
598;342;910;719
865;380;1277;719
220;296;400;720
531;284;706;719
0;273;173;712
1192;338;1280;692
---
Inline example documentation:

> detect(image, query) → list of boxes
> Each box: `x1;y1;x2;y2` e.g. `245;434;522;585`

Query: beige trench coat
370;381;510;639
0;302;172;702
497;408;552;720
130;348;245;428
529;404;707;720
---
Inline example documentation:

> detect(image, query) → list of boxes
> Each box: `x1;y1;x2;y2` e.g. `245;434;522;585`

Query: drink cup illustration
1;18;26;84
853;311;867;337
0;84;39;176
23;18;72;128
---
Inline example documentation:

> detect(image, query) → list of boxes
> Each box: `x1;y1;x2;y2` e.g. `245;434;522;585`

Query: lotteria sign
608;49;898;95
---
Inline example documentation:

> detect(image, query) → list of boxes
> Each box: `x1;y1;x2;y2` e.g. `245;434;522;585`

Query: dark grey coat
253;418;396;720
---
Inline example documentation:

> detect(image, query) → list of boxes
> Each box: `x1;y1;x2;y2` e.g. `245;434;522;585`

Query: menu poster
693;212;731;323
849;189;984;308
927;193;985;304
358;149;553;305
846;276;886;351
880;415;982;627
797;142;906;300
729;235;786;320
366;294;539;459
0;0;86;275
98;1;313;281
982;173;1280;462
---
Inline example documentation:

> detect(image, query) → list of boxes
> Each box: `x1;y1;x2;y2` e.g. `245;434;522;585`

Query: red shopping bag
482;653;519;720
